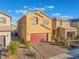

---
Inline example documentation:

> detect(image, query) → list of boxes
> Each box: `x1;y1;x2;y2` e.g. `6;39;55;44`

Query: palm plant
7;41;20;59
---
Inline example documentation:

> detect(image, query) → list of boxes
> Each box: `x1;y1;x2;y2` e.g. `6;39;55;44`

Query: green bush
63;41;68;48
52;35;58;42
8;41;20;55
23;40;31;49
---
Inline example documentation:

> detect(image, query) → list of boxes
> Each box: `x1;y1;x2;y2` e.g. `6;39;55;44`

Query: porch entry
0;35;6;47
67;32;75;39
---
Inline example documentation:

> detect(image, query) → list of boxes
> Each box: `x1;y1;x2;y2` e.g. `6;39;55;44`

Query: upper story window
44;19;49;25
60;21;62;25
32;17;38;25
0;17;6;23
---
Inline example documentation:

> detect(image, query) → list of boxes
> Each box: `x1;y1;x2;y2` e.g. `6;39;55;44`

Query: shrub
52;35;57;41
23;40;31;49
75;35;79;40
8;41;20;55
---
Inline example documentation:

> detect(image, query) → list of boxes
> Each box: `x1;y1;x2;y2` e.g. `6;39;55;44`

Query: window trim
43;19;49;25
0;17;6;23
32;17;38;25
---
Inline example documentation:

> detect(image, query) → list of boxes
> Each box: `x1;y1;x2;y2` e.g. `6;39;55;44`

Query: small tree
8;41;20;59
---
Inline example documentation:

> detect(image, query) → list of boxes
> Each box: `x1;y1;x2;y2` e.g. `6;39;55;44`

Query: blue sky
0;0;79;25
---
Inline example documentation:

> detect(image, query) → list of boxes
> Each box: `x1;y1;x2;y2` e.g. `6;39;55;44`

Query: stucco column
65;30;67;39
26;33;30;41
48;33;52;41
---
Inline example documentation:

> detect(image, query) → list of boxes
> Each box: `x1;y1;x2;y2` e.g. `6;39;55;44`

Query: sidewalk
48;53;72;59
48;48;79;59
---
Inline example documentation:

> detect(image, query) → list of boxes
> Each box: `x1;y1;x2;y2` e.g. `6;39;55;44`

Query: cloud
60;16;73;19
32;7;46;11
52;13;61;16
28;5;54;11
46;5;54;9
24;6;28;8
8;9;28;15
8;5;55;15
52;13;73;19
15;10;28;15
8;10;12;12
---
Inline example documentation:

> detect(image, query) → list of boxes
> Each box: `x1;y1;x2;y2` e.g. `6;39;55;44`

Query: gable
34;11;54;21
0;12;11;19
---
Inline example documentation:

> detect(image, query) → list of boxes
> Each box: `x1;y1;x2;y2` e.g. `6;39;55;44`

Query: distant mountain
69;19;79;22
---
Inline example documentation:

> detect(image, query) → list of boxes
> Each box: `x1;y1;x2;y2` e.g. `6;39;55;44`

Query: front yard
1;41;69;59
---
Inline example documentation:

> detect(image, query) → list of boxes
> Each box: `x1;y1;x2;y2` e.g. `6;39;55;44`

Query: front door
67;32;73;39
0;35;5;47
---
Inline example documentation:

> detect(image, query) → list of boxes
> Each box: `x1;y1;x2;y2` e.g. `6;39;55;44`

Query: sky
0;0;79;25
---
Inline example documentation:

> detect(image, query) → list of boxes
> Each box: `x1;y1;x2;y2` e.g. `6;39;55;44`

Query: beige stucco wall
26;12;53;41
56;20;70;28
0;13;11;47
70;22;79;35
11;24;17;31
0;32;11;47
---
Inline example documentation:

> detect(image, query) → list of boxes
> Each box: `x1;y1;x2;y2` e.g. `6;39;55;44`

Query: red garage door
30;33;48;43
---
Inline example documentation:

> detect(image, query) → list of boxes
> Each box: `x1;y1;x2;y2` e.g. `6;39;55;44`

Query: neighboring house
11;24;17;40
17;11;55;43
0;12;11;47
70;19;79;36
54;19;77;39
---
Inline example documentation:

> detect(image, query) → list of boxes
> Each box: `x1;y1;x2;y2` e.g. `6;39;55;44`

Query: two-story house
54;19;77;39
70;19;79;36
0;12;11;47
17;11;55;43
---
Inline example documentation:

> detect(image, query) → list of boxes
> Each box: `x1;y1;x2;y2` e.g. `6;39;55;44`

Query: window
0;17;6;23
32;17;38;25
44;19;49;25
60;21;62;25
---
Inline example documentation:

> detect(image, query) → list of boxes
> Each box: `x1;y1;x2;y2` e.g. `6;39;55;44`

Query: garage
30;33;48;43
0;35;5;47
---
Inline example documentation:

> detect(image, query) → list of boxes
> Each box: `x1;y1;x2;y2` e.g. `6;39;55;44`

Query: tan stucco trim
0;31;11;32
41;24;52;31
35;13;44;18
40;11;54;20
